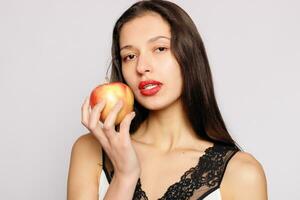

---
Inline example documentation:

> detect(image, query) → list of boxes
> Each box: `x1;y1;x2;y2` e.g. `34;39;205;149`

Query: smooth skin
67;12;268;200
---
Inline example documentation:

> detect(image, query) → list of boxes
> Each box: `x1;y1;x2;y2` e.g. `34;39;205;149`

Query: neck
132;99;201;153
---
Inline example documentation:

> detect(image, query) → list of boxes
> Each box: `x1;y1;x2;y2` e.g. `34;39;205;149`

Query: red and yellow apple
89;82;134;125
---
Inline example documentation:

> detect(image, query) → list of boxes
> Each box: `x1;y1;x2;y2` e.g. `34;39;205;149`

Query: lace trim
133;178;148;200
132;144;238;200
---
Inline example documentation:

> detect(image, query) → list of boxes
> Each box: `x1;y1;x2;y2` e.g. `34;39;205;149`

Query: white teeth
144;84;157;89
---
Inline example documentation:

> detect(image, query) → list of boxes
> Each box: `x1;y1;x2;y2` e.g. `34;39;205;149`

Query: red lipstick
138;80;162;96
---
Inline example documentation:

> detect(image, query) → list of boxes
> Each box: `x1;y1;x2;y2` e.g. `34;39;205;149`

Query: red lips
138;80;162;89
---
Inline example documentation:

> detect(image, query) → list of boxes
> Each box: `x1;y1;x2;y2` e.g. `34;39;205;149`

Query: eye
155;47;168;53
123;54;136;62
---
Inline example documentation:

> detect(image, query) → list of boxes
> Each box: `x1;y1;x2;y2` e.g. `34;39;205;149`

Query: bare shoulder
70;132;103;174
70;133;102;164
72;132;102;156
221;151;268;200
67;133;103;200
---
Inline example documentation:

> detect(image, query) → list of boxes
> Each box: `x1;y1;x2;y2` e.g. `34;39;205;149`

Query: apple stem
105;76;109;83
105;65;111;83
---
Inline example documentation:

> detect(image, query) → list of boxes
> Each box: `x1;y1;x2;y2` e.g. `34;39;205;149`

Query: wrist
104;174;139;200
114;169;141;181
114;173;140;184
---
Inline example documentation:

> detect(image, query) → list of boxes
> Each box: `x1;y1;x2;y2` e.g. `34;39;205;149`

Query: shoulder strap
197;144;239;199
217;145;239;187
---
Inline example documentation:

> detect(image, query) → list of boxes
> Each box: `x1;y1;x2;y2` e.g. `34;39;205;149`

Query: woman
67;0;268;199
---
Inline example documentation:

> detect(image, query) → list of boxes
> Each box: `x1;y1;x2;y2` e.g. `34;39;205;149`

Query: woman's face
119;12;183;110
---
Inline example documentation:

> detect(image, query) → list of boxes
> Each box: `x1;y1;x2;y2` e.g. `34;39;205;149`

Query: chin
137;97;180;111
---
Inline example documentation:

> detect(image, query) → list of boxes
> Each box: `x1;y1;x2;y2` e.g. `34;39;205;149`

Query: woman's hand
81;97;141;179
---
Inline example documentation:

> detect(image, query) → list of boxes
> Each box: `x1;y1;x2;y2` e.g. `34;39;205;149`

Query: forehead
119;12;171;47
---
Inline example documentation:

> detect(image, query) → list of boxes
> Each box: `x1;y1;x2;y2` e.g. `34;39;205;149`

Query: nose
136;53;151;74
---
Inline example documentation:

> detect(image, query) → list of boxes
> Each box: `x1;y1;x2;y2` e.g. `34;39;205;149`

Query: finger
81;96;90;127
102;100;123;140
119;111;136;139
88;100;110;145
93;129;111;154
89;99;106;131
81;98;110;151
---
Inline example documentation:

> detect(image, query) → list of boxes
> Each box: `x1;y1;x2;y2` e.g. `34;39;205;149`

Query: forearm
103;175;138;200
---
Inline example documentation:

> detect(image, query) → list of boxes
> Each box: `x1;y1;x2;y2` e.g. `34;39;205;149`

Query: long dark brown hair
109;0;241;150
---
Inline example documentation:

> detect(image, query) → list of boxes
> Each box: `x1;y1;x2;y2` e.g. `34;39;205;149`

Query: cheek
121;67;131;82
169;64;183;93
160;58;182;84
121;67;138;92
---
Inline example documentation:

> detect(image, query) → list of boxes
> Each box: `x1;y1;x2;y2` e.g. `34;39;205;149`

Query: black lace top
102;143;239;200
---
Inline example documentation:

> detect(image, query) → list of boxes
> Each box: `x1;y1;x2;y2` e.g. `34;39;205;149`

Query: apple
89;82;134;125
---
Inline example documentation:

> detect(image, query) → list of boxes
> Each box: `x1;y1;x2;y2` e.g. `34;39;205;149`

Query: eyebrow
120;35;170;51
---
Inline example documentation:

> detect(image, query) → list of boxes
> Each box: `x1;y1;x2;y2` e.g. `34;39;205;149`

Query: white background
0;0;299;199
